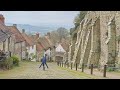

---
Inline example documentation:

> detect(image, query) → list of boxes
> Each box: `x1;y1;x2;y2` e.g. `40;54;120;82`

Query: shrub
0;61;5;69
4;57;13;70
11;55;19;66
107;67;114;72
32;55;36;59
0;55;20;70
106;67;118;72
0;57;13;70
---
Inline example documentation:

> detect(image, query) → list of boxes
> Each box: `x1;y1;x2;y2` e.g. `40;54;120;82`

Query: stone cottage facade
7;24;26;60
0;14;14;57
21;29;37;61
55;44;66;62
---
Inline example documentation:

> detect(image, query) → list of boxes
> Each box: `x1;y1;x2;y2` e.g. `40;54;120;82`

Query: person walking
39;54;48;70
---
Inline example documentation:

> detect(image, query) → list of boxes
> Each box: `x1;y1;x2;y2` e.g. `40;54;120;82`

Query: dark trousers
44;63;48;68
39;63;48;70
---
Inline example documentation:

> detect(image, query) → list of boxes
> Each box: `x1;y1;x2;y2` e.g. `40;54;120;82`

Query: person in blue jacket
39;54;48;70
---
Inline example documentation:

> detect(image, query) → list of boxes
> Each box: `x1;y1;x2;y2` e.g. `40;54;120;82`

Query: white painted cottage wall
55;44;66;52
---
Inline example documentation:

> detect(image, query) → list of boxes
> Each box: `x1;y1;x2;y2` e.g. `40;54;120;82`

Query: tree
70;28;75;35
50;27;70;44
56;27;69;41
74;11;87;28
74;14;80;27
50;30;60;45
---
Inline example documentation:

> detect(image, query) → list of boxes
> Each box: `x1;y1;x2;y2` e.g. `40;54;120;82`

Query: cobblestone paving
0;61;103;79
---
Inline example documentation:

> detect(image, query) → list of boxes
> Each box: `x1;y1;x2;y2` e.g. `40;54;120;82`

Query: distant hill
6;23;72;35
6;23;58;35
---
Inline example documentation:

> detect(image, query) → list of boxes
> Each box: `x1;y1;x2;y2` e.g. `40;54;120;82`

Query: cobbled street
0;61;103;79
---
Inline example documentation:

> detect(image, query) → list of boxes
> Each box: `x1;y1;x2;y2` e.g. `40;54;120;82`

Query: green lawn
59;67;106;79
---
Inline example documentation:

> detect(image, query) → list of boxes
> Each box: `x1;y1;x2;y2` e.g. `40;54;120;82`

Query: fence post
64;63;66;68
76;63;78;71
103;65;107;77
68;63;69;68
71;63;72;69
62;62;63;67
60;62;61;67
82;63;84;72
91;64;93;75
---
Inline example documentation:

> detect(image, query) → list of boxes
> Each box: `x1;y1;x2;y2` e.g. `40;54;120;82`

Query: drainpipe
14;42;15;55
50;47;51;62
8;37;10;51
36;45;37;62
21;42;22;61
8;36;11;57
13;35;16;55
3;40;5;51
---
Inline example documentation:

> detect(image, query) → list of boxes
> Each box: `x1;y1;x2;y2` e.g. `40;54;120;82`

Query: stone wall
68;11;120;68
0;42;3;50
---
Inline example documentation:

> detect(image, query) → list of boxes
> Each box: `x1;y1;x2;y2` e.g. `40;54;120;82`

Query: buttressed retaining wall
68;11;120;68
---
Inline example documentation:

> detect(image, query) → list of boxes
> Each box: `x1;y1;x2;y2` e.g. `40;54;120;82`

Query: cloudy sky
0;11;79;28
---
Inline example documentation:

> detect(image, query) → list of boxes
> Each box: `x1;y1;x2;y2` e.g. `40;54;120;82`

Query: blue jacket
42;56;47;63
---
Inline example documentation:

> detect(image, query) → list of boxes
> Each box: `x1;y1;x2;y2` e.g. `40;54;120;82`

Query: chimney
47;32;50;38
22;29;25;33
36;33;40;38
13;24;17;27
0;14;5;24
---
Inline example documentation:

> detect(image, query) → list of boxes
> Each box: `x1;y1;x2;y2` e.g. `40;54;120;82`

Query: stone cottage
55;44;66;63
7;24;26;60
0;14;14;58
21;29;37;61
30;33;46;61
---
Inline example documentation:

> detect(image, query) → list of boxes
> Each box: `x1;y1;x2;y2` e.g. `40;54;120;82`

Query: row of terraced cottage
68;11;120;69
0;14;62;63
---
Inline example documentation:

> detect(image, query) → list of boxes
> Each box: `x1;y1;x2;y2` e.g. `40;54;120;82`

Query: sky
0;11;79;28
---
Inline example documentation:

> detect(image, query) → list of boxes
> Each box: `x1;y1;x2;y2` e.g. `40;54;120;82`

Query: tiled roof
60;38;69;52
61;43;69;52
31;35;39;41
0;20;12;36
38;37;51;50
44;35;54;47
7;26;25;43
22;33;34;46
30;35;44;52
36;43;44;52
0;29;8;42
30;34;54;51
0;19;12;43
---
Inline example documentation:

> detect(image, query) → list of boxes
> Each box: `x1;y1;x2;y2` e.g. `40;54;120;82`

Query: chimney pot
0;14;5;24
13;24;17;27
36;33;40;38
22;29;25;33
47;32;50;38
